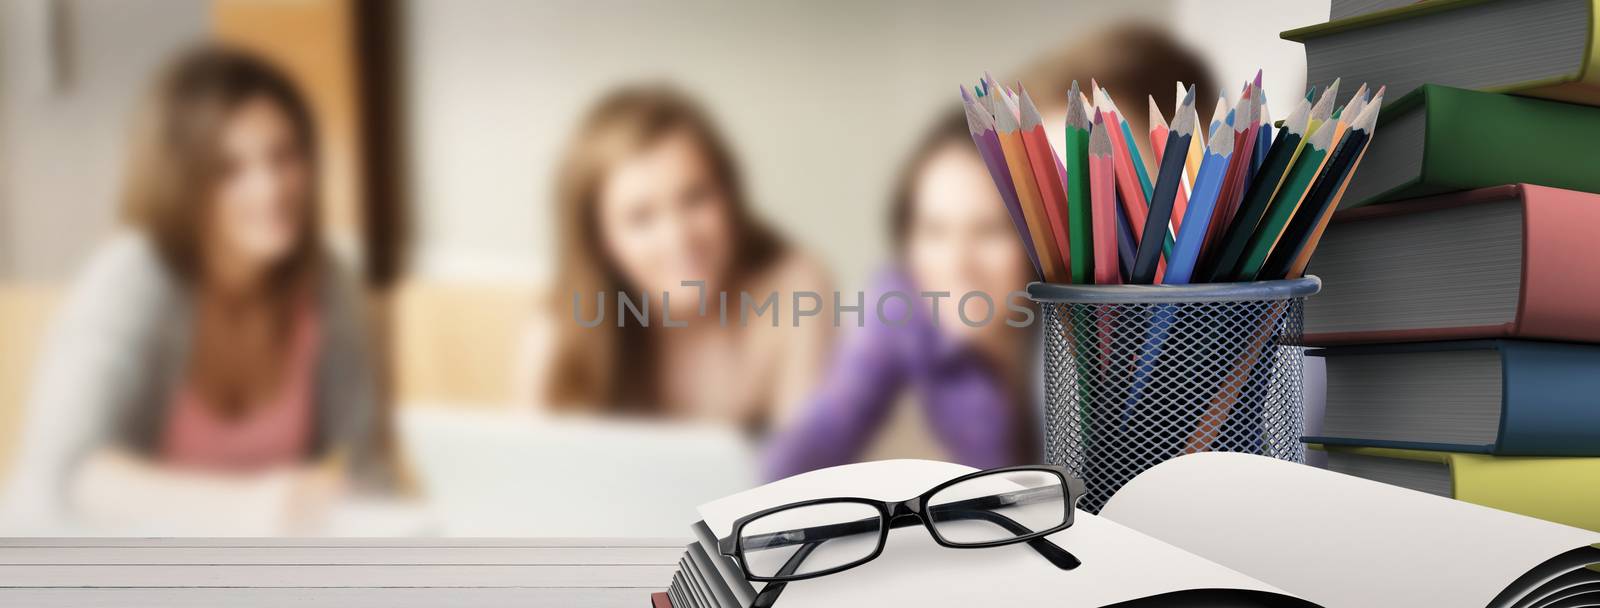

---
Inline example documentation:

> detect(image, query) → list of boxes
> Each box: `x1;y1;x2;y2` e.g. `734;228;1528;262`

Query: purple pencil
963;88;1043;279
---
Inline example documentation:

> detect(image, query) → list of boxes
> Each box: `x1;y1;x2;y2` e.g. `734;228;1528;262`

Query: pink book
1303;184;1600;345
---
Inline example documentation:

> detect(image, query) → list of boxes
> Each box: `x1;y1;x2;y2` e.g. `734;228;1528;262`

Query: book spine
1305;324;1517;346
1448;451;1600;532
1512;185;1600;342
1518;0;1600;105
1304;435;1495;454
1497;341;1600;455
1423;88;1600;202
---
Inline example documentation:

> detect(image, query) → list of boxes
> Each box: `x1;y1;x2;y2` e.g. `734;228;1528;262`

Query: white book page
1100;453;1600;608
699;459;1309;607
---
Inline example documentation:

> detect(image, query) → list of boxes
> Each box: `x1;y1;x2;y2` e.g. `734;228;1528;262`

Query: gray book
1286;0;1598;107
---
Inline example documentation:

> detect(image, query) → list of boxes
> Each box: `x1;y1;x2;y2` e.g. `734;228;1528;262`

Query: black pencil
1197;96;1311;283
1258;92;1382;280
1132;86;1196;284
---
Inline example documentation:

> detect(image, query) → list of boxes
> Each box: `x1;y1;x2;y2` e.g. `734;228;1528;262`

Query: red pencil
1089;114;1121;285
1019;89;1073;277
1202;83;1260;263
1093;83;1152;255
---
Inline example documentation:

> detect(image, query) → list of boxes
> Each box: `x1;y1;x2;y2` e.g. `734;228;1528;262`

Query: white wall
0;0;1327;287
400;0;1170;289
1173;0;1331;124
0;0;208;281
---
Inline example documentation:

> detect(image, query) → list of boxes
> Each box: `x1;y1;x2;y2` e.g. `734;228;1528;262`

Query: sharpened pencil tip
1171;94;1197;136
1352;94;1383;132
1148;95;1167;129
1088;115;1112;155
1018;87;1043;129
1065;82;1091;130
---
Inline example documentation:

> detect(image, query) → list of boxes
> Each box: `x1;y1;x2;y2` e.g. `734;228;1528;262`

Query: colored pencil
1197;107;1238;265
1258;97;1378;281
1183;84;1206;188
959;71;1375;288
1330;82;1368;149
993;92;1068;283
1150;94;1192;237
1252;92;1271;180
1230;111;1337;281
1305;78;1341;137
1114;193;1137;283
1272;89;1384;279
1105;89;1155;202
1133;86;1196;284
1019;89;1074;278
963;90;1043;280
1093;83;1153;259
1148;95;1169;163
1088;113;1120;285
1205;83;1261;264
1105;87;1176;260
1197;96;1311;283
1065;81;1094;284
1164;113;1234;285
1207;96;1229;139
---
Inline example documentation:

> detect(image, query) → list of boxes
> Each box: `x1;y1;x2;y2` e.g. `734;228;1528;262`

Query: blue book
1306;340;1600;456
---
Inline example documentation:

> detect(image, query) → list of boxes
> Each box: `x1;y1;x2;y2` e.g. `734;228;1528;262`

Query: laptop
399;405;758;537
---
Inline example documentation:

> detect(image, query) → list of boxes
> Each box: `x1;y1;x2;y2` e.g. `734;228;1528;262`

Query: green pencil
1197;97;1310;283
1064;81;1093;284
1231;118;1336;281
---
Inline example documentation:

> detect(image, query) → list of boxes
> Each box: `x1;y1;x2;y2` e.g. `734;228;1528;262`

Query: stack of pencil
961;72;1383;287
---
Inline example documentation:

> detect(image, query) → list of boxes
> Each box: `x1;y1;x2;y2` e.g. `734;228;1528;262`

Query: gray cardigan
6;233;393;523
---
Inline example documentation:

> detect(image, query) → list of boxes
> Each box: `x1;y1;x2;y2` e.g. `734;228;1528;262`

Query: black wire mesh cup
1029;277;1321;512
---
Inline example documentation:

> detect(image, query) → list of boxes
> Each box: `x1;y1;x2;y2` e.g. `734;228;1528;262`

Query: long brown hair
1018;22;1218;138
544;84;785;413
121;44;321;287
121;45;322;418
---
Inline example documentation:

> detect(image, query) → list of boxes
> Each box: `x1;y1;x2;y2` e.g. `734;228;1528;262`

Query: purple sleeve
760;286;914;481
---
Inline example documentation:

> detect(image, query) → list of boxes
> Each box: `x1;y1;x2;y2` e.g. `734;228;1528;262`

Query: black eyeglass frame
718;464;1085;583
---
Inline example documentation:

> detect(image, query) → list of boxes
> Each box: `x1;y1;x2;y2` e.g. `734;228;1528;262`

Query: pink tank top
160;304;320;472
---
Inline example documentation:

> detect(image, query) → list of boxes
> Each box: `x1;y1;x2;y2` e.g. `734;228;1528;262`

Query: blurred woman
6;46;393;533
517;85;831;430
763;112;1037;478
764;23;1218;479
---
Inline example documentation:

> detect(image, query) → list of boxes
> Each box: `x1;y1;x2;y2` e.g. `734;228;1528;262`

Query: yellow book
1317;444;1600;532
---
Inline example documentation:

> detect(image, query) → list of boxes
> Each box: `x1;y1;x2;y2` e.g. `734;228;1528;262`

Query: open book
665;453;1600;607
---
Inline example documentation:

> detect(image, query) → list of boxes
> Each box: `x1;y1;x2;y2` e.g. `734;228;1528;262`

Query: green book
1340;84;1600;209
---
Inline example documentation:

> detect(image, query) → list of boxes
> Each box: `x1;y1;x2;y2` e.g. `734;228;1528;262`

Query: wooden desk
0;537;681;607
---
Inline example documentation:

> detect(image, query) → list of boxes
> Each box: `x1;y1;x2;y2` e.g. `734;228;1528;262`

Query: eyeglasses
718;465;1084;607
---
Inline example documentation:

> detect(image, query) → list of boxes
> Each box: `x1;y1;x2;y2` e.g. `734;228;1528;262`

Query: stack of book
1284;0;1600;531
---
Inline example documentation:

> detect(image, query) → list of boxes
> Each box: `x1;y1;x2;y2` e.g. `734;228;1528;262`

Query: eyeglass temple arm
943;508;1080;570
750;538;820;608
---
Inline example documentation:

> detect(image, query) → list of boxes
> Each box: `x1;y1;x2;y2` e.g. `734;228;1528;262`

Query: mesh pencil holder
1030;276;1321;512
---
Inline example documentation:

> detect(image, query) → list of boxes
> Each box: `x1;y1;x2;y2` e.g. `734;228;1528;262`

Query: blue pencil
1164;118;1234;284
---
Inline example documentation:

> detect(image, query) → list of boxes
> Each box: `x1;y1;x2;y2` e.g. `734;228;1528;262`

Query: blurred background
0;0;1326;537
